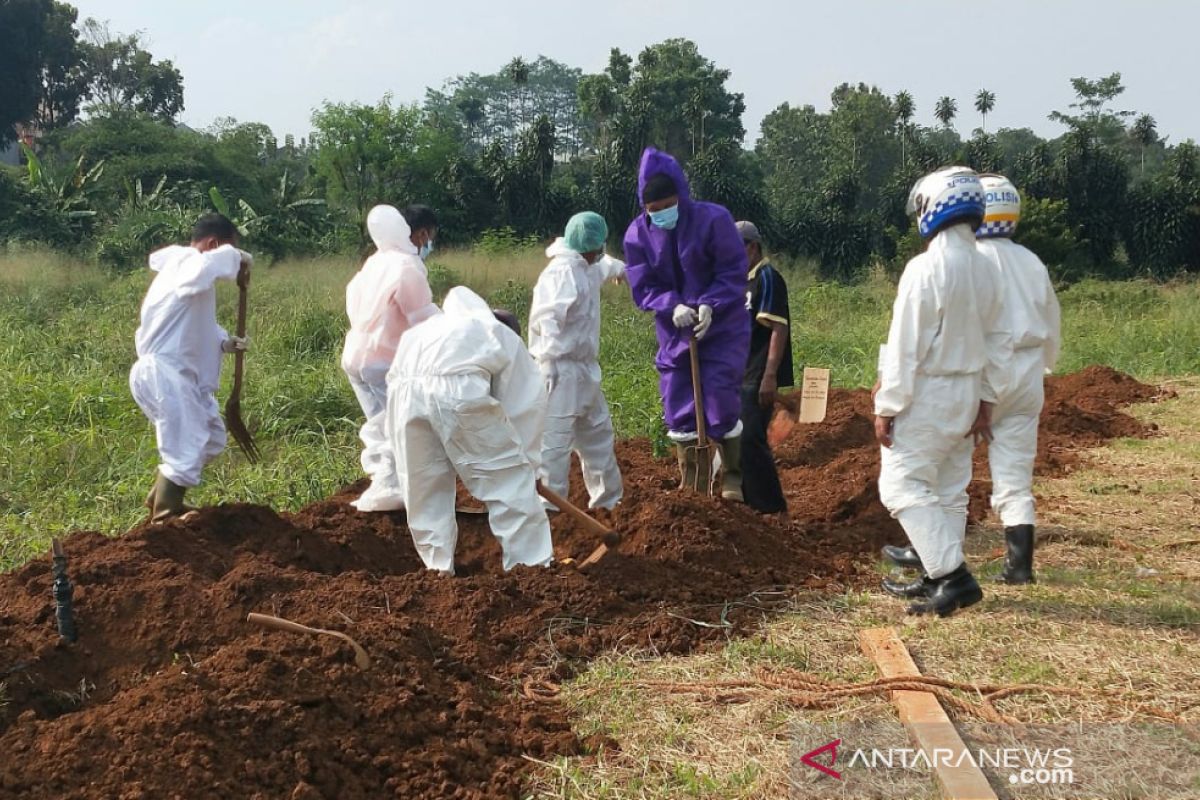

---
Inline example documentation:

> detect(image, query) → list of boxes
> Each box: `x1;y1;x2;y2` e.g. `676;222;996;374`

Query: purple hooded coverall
623;148;751;440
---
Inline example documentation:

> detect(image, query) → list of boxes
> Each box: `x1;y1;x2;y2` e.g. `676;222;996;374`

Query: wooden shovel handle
231;282;249;400
537;483;619;545
689;336;707;447
247;612;324;637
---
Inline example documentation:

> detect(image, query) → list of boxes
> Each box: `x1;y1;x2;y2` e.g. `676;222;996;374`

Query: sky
69;0;1199;146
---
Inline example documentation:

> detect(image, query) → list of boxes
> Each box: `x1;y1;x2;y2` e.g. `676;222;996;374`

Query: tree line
2;0;1198;281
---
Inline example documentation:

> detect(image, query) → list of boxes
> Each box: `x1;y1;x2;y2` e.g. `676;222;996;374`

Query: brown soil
0;366;1167;799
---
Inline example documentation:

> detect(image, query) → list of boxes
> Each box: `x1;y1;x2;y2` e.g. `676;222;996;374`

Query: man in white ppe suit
130;213;252;522
883;176;1060;587
387;286;553;573
342;205;439;512
884;174;1058;587
528;211;625;510
874;167;1012;616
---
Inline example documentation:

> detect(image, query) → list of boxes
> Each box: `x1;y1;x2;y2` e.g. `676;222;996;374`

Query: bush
475;226;541;256
94;205;196;272
0;169;76;247
1014;198;1092;282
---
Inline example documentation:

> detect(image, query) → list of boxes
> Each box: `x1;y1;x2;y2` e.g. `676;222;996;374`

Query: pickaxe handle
537;483;620;547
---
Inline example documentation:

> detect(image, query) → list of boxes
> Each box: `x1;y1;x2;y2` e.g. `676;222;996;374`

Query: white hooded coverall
976;237;1061;527
528;239;625;510
129;244;242;487
875;224;1013;579
387;287;552;573
341;220;438;512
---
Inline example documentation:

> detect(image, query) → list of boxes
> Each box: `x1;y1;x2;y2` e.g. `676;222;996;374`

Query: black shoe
997;525;1036;585
882;574;932;599
882;544;923;570
907;565;983;617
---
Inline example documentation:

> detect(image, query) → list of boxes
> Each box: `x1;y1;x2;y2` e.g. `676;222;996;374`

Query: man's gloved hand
221;336;250;354
541;361;560;394
237;248;254;266
672;304;698;329
693;304;714;339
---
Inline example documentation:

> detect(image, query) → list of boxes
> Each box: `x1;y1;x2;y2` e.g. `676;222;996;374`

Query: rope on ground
522;668;1190;726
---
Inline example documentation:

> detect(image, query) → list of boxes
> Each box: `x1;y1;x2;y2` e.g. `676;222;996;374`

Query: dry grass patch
529;382;1200;799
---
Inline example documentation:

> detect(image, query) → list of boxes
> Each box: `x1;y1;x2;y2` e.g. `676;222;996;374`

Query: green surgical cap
564;211;608;254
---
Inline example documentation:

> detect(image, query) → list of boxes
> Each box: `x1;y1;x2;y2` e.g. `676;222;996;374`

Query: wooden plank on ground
859;627;999;800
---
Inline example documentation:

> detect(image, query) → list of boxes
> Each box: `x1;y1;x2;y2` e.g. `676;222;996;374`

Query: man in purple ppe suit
623;147;751;501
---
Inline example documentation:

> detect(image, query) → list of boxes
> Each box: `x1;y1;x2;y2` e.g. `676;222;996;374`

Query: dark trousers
739;386;787;514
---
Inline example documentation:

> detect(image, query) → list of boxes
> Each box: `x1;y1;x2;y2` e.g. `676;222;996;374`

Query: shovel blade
767;403;799;448
683;443;716;496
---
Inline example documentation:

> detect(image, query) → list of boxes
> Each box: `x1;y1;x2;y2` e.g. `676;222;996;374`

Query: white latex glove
541;361;560;394
672;304;698;329
694;304;714;339
237;248;254;266
222;336;250;354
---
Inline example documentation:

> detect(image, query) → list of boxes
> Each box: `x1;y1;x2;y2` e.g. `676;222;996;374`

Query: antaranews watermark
789;719;1197;799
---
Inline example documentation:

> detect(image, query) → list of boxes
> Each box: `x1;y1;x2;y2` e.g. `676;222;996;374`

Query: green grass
3;248;1200;570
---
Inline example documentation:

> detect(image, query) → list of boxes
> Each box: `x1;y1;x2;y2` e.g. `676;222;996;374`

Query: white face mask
419;241;434;259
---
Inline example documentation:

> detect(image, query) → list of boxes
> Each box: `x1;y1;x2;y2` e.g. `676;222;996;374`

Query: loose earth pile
0;366;1165;799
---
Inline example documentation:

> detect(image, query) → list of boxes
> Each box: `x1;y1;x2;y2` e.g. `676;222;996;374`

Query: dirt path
0;367;1167;799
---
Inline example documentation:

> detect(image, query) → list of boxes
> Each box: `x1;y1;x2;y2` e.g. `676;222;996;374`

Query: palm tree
894;91;915;164
974;89;996;132
506;57;531;138
1131;114;1157;177
935;96;958;130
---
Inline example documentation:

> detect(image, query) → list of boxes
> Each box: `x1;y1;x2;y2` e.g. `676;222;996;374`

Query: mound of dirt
0;368;1166;799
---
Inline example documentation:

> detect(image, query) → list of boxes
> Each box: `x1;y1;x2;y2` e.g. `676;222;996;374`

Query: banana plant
21;143;104;222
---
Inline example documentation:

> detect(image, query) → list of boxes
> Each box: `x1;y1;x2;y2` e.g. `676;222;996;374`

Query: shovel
767;393;800;448
685;336;715;495
247;612;371;670
224;270;260;462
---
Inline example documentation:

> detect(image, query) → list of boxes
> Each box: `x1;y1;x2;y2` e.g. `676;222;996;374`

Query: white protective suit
387;287;552;573
528;238;625;510
876;224;1013;578
129;244;242;487
976;237;1061;527
341;207;439;512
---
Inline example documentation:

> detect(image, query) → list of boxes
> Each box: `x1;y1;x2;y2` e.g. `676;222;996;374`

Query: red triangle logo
800;739;842;780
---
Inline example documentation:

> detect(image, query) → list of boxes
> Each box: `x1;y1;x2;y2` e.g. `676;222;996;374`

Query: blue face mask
419;241;434;259
648;204;679;230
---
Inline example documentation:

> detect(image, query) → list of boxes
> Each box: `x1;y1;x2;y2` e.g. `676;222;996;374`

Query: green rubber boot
151;472;191;523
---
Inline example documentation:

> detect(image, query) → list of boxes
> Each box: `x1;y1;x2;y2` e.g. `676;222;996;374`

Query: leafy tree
311;97;459;243
1058;128;1129;267
0;0;52;142
80;19;184;121
625;39;746;157
1049;72;1132;145
934;96;958;130
974;89;996;132
33;1;89;130
426;56;584;156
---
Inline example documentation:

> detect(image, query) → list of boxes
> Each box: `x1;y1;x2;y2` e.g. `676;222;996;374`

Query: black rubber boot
151;472;191;523
997;525;1036;584
907;564;984;617
882;544;922;570
882;574;932;599
719;435;744;502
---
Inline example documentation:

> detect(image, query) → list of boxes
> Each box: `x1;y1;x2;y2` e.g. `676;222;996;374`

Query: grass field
3;246;1200;571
